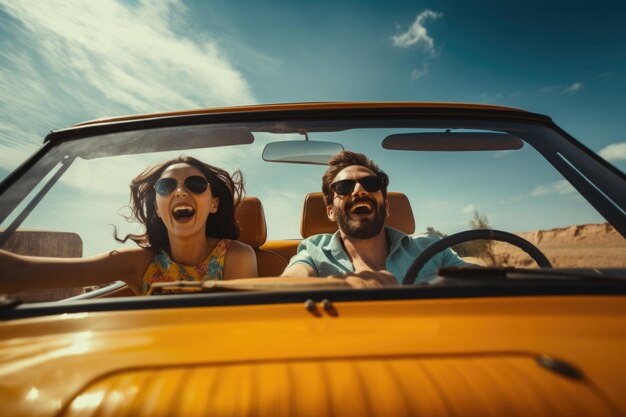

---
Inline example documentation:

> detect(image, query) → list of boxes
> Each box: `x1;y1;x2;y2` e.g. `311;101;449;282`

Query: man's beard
336;197;386;239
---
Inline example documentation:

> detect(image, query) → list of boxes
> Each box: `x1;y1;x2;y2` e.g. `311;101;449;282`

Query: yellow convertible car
1;103;625;416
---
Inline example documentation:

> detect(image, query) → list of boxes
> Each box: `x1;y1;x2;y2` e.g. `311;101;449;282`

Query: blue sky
1;0;625;174
0;0;625;246
1;0;625;173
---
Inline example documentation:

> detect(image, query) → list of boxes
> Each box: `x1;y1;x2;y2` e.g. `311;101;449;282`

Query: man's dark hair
321;151;389;205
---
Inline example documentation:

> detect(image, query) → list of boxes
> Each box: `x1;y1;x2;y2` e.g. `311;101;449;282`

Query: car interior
2;105;625;302
69;191;417;299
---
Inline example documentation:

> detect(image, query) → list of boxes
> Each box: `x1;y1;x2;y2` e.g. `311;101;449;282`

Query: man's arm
281;237;320;277
281;262;317;277
335;270;399;288
442;246;478;267
284;263;398;287
280;236;398;286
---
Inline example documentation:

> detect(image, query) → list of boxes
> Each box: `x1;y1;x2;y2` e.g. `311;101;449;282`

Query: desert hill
487;223;626;268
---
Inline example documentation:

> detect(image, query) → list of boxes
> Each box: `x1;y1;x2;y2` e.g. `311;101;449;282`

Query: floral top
142;239;232;295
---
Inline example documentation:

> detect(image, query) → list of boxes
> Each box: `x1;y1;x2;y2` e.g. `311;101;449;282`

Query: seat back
4;230;86;301
300;192;415;238
236;197;288;276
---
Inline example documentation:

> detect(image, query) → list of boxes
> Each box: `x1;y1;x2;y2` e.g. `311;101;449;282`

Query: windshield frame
1;103;626;311
3;278;626;321
2;104;625;239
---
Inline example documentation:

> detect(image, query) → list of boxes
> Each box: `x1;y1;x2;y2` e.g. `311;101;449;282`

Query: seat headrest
300;192;415;238
235;197;267;248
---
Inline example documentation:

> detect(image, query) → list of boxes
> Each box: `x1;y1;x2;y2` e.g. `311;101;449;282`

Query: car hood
1;296;625;416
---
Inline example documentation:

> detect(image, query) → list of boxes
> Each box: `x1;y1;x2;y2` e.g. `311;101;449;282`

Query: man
281;151;469;287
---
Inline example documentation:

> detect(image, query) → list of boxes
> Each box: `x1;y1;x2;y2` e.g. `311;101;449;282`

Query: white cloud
1;0;254;111
597;71;616;79
477;91;503;101
540;83;584;96
494;150;514;158
0;120;40;169
531;180;576;197
538;85;560;94
392;10;442;53
530;185;550;196
0;145;35;174
461;204;476;214
562;82;583;95
598;142;626;161
499;195;523;204
0;0;256;173
420;199;452;210
411;63;429;80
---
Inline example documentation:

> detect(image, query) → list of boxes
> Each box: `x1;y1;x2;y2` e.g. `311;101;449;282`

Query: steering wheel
402;229;552;285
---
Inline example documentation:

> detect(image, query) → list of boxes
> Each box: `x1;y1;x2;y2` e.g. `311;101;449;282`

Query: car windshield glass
1;115;625;302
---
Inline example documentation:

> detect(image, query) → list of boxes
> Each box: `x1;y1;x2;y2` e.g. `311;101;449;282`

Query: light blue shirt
288;227;468;284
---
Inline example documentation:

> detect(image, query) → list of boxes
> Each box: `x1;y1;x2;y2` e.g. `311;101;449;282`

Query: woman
0;156;258;295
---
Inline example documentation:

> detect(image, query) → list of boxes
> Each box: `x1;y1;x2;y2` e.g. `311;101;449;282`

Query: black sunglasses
154;175;210;196
331;175;382;196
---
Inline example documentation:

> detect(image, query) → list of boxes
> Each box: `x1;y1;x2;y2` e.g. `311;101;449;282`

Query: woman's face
154;163;219;241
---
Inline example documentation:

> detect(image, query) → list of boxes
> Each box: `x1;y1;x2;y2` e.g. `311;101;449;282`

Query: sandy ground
470;223;626;268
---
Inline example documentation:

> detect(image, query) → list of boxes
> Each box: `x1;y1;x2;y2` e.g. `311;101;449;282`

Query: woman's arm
223;240;258;279
0;247;153;295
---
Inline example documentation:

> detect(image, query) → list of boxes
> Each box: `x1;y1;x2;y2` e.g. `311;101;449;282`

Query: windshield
1;110;625;302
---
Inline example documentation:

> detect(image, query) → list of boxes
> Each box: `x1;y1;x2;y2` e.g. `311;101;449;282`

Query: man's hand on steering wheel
330;270;399;288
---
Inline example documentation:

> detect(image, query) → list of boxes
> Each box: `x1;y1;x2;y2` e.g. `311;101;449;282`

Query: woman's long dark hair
116;156;244;251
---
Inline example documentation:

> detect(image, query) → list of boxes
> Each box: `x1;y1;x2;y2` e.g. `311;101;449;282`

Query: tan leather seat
236;197;288;276
300;192;415;238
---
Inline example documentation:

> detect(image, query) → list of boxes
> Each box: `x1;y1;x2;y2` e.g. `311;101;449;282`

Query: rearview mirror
262;141;344;165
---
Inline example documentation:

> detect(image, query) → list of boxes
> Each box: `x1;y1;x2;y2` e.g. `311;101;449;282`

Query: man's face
327;165;388;239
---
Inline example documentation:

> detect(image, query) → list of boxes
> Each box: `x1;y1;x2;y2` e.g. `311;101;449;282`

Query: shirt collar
322;227;410;256
323;230;346;259
385;227;411;254
319;230;354;272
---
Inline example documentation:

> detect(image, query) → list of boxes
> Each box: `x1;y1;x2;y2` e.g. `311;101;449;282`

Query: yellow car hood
1;296;625;416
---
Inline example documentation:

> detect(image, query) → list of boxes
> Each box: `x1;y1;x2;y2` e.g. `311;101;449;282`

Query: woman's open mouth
172;204;196;223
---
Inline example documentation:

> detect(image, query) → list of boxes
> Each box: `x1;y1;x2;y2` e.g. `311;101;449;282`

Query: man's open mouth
172;204;196;221
349;201;374;215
